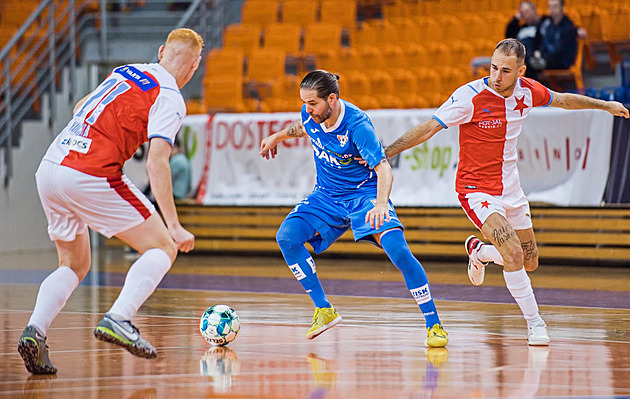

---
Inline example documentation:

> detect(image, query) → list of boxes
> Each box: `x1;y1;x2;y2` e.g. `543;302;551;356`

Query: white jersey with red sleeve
433;76;552;196
43;63;185;178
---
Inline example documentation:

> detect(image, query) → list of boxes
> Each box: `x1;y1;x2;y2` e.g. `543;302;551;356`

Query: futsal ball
200;305;240;346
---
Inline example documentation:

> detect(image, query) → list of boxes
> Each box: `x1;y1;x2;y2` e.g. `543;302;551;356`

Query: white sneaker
527;321;550;346
465;235;488;286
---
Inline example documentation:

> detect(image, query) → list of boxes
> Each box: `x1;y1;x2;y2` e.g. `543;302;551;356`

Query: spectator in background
505;1;541;78
528;0;578;76
170;137;192;199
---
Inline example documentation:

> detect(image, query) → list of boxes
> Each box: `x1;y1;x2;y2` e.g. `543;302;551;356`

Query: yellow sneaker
306;306;342;340
425;323;448;348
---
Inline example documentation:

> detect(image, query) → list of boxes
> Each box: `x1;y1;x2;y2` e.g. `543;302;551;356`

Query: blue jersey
301;99;385;198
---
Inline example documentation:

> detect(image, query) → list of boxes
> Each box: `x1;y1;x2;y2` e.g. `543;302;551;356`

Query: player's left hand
354;156;370;167
366;203;391;230
608;101;630;118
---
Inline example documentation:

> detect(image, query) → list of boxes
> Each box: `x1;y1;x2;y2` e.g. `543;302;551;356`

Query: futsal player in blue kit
259;70;448;347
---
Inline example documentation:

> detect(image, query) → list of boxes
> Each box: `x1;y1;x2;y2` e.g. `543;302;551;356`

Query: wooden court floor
1;248;630;398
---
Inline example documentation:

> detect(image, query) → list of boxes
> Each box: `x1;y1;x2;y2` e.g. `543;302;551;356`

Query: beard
310;102;333;124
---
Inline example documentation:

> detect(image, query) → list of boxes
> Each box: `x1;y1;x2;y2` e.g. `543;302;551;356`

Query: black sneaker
94;314;157;358
17;326;57;374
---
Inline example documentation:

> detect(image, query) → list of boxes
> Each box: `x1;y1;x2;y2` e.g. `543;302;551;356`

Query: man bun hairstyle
300;70;340;99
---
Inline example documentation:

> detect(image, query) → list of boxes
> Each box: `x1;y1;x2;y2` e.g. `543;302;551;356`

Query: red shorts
36;160;155;241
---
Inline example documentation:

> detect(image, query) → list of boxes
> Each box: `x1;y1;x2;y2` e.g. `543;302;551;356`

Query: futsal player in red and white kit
384;38;629;345
17;28;202;374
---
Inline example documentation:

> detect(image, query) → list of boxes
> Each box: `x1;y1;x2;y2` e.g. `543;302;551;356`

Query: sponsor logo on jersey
61;133;92;154
478;119;503;129
410;284;432;305
114;65;158;92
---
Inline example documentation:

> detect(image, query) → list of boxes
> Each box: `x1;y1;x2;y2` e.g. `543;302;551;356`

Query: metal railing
0;0;236;187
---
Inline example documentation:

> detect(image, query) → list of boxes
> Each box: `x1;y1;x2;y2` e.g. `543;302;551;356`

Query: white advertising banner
125;107;613;207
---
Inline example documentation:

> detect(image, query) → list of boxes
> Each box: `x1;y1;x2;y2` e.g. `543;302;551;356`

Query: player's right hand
170;225;195;253
259;136;278;159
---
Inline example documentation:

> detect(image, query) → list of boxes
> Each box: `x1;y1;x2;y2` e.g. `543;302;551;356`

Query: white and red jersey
43;63;185;178
433;76;552;196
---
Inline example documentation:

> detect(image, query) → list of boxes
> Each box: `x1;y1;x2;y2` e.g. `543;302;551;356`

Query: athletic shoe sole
17;339;57;375
94;327;157;359
306;315;342;340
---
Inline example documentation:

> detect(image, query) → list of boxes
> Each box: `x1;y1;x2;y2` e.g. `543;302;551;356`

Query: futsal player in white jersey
383;39;629;345
17;28;202;374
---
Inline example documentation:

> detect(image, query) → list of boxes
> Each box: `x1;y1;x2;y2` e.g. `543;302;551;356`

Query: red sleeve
520;77;552;107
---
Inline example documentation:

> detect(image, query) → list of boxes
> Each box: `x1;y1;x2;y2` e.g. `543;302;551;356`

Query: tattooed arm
551;91;629;118
259;120;307;159
384;118;443;159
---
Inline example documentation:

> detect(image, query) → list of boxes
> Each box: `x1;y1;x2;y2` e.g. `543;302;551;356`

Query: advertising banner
124;108;614;207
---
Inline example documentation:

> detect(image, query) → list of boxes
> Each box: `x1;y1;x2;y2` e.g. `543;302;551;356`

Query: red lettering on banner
581;137;590;169
566;137;570;171
215;118;309;150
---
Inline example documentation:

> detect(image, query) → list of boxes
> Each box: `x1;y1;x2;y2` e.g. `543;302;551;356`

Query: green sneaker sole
94;327;157;359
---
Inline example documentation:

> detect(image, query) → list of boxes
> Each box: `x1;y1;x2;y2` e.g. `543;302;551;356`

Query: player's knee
524;257;538;272
503;244;524;269
276;219;309;250
156;240;177;262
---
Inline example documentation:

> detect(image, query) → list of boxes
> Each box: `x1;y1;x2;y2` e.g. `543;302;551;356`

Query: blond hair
165;28;204;50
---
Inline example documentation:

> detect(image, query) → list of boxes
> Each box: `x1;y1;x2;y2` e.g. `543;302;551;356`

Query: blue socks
276;217;331;308
381;229;441;328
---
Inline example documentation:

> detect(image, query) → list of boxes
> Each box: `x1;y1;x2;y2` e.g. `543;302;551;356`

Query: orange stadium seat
320;0;358;30
359;45;385;71
450;40;475;71
434;15;465;42
280;0;318;26
382;44;406;69
344;71;378;108
392;18;420;45
247;49;287;81
414;16;443;44
391;68;428;109
303;23;343;57
369;70;403;109
317;48;363;75
204;48;245;78
412;67;442;107
223;24;261;56
405;43;429;69
204;76;246;113
578;6;610;43
246;49;287;100
263;24;302;55
241;0;279;27
268;74;302;111
352;20;380;48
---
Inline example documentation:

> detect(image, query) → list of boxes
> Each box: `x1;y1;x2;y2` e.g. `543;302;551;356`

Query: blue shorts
283;188;404;254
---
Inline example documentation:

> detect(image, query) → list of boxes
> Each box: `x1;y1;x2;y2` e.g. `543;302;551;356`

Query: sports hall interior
1;1;630;398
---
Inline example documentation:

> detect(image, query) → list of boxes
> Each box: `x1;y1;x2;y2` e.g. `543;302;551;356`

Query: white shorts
36;160;155;241
458;189;532;231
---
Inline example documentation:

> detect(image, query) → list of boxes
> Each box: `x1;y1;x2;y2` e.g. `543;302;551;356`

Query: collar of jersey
321;99;346;133
483;77;521;100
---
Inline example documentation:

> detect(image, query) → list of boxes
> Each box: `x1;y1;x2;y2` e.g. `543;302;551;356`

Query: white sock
28;266;80;335
503;268;541;322
479;244;504;265
108;248;171;321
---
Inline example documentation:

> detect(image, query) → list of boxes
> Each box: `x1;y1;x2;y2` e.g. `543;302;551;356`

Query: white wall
0;66;91;253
